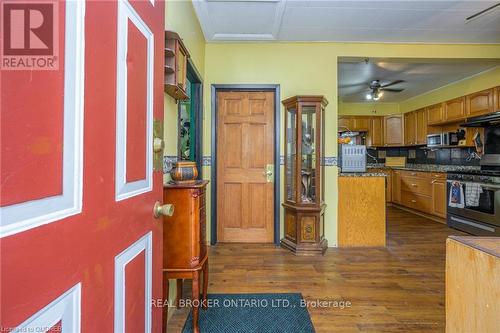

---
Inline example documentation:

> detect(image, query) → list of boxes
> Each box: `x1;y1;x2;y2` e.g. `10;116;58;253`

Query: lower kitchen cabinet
390;170;446;220
391;170;402;204
432;178;447;218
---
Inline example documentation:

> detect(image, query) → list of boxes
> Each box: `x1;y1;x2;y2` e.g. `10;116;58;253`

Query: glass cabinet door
300;105;317;204
286;108;297;202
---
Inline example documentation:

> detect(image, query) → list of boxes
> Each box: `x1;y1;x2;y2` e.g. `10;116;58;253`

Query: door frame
210;84;281;245
177;58;204;178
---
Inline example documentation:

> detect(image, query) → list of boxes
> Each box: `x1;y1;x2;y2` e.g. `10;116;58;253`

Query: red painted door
0;0;165;332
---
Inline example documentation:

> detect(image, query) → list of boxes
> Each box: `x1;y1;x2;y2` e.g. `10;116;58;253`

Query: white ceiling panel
192;0;500;43
338;58;500;102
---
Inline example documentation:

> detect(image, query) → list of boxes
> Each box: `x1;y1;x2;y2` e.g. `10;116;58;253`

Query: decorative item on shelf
473;131;484;156
302;121;314;155
457;129;467;146
169;161;198;184
282;95;328;256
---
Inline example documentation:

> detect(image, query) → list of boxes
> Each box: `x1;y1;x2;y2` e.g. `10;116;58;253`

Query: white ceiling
192;0;500;43
338;58;500;102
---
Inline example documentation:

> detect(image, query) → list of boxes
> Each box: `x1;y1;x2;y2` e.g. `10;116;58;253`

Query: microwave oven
427;132;459;147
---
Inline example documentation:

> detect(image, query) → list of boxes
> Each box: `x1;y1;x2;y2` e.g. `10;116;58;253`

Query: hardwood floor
167;207;467;332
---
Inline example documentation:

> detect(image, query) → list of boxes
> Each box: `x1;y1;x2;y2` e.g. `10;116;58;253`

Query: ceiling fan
365;80;405;101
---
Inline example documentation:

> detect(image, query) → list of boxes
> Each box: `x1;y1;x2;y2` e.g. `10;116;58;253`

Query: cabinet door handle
411;172;417;176
411;184;417;187
411;199;417;203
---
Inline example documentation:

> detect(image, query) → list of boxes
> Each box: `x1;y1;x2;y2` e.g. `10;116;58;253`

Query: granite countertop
366;163;481;173
339;172;388;177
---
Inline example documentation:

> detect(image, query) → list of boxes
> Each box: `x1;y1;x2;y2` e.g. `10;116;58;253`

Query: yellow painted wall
339;101;400;115
163;0;206;316
203;42;500;247
163;0;206;174
400;66;500;113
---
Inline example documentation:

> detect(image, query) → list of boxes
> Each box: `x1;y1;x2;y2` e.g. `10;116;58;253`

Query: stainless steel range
447;170;500;235
446;126;500;236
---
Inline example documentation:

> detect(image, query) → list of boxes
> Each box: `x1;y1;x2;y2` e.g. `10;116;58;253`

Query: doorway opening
178;59;203;177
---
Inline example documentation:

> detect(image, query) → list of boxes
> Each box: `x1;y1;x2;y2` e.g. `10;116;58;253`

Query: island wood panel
446;237;500;333
367;168;392;202
338;177;386;247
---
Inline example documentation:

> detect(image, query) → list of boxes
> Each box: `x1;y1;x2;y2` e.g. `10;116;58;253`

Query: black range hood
461;111;500;127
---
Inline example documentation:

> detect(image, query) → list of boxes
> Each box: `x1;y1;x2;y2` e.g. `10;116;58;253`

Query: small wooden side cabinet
162;180;209;333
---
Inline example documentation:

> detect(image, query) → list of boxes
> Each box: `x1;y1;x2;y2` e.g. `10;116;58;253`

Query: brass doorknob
153;201;174;218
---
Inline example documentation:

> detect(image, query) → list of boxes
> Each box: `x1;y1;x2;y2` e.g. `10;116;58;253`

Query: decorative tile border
164;155;338;173
163;156;178;174
324;157;338;166
202;156;211;166
280;155;337;166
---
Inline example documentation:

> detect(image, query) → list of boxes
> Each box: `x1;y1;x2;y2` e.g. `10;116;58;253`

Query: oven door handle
446;180;500;191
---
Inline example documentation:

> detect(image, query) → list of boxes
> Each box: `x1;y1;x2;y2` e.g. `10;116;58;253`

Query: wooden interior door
1;1;165;332
217;91;275;243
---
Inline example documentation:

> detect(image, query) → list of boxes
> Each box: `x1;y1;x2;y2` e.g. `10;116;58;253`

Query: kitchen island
338;173;387;247
446;236;499;333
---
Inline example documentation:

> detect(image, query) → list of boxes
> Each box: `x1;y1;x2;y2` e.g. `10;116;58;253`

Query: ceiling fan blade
339;82;367;88
381;88;404;92
342;90;370;98
381;80;404;88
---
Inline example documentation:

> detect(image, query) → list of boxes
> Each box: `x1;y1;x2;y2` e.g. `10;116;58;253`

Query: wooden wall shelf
164;83;189;101
164;31;190;101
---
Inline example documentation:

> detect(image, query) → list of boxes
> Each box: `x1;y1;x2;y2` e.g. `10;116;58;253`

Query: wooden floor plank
166;207;466;332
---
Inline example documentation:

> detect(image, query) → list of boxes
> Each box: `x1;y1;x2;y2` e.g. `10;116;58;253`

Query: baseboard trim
390;204;446;224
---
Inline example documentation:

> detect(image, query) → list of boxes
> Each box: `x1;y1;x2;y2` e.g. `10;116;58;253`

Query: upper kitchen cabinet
368;117;384;147
338;116;353;132
466;88;494;117
415;108;427;145
352;116;370;132
384;115;404;146
404;112;416;146
495;86;500;110
427;103;444;125
444;97;466;122
165;31;190;100
338;116;370;132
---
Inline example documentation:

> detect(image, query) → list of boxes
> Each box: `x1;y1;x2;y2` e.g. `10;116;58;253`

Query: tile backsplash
367;146;480;166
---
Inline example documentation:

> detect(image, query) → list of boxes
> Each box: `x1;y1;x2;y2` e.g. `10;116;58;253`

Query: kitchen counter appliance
427;132;459;147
